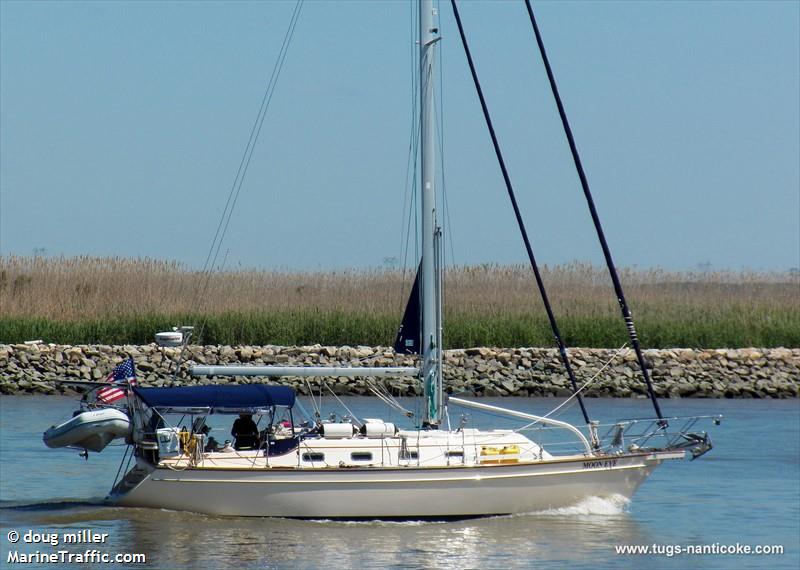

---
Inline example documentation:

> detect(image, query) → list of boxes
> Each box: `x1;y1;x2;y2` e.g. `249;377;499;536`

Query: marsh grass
1;256;797;347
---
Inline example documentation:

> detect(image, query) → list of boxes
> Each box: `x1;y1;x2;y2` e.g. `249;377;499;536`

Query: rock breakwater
0;344;797;398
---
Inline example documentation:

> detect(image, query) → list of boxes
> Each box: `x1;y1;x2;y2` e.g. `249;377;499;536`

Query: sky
1;0;798;272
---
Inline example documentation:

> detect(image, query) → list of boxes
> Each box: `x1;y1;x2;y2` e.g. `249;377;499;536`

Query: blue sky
1;0;798;271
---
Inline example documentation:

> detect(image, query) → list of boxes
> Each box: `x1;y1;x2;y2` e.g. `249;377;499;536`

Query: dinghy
43;408;131;453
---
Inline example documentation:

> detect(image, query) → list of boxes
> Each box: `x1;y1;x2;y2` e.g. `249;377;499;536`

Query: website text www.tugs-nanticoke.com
614;542;785;558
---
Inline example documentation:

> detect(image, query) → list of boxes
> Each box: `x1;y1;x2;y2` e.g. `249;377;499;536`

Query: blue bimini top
133;384;296;413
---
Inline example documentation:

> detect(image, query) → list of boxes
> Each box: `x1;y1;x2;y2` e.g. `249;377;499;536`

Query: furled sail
393;264;421;354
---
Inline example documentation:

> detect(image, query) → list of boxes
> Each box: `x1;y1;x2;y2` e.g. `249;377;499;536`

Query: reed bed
1;256;797;347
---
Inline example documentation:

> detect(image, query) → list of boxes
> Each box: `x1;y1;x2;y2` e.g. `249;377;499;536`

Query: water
1;395;798;569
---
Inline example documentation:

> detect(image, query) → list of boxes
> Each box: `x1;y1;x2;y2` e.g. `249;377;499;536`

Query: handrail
448;397;594;455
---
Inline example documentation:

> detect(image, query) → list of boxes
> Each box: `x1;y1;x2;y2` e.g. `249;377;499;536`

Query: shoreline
0;344;797;399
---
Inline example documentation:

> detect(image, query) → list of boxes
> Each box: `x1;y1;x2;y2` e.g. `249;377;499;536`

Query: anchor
671;432;713;460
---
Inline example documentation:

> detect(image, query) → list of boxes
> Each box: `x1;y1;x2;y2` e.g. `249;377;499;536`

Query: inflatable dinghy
43;408;131;452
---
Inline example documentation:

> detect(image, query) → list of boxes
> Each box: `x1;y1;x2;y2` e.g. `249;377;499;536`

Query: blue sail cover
394;263;421;355
133;384;295;410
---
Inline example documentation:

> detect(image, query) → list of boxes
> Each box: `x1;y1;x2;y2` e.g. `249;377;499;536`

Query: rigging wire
399;0;418;263
398;0;421;318
449;0;591;425
433;6;457;352
303;379;321;420
514;344;629;432
365;378;415;417
523;0;664;422
191;0;304;340
435;0;457;269
324;383;362;426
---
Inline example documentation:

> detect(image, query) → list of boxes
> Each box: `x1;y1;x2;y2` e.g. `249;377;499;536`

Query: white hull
113;451;682;518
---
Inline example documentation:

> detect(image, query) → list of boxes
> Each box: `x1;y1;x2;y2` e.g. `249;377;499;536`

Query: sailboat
44;0;719;519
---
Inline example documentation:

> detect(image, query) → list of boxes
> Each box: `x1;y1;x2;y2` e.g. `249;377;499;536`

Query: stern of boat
107;449;157;506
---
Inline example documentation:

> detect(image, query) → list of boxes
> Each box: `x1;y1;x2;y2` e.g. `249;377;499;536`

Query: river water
1;395;797;569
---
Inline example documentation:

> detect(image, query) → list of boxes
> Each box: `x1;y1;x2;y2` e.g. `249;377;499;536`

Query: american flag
96;358;137;404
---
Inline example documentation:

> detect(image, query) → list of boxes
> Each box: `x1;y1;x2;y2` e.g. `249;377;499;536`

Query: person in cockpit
231;413;260;450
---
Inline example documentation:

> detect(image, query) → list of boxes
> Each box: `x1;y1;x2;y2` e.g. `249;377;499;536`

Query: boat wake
0;498;107;512
305;518;447;526
0;498;140;526
532;494;631;517
297;495;630;525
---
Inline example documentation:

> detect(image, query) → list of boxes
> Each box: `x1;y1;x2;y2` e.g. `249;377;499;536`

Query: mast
420;0;442;426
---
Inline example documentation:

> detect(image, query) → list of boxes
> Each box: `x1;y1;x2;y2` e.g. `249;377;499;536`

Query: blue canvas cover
393;262;421;355
133;384;295;411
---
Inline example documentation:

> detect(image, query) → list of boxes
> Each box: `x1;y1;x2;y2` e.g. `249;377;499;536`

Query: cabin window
446;450;464;458
399;450;418;460
302;452;324;462
350;452;373;462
